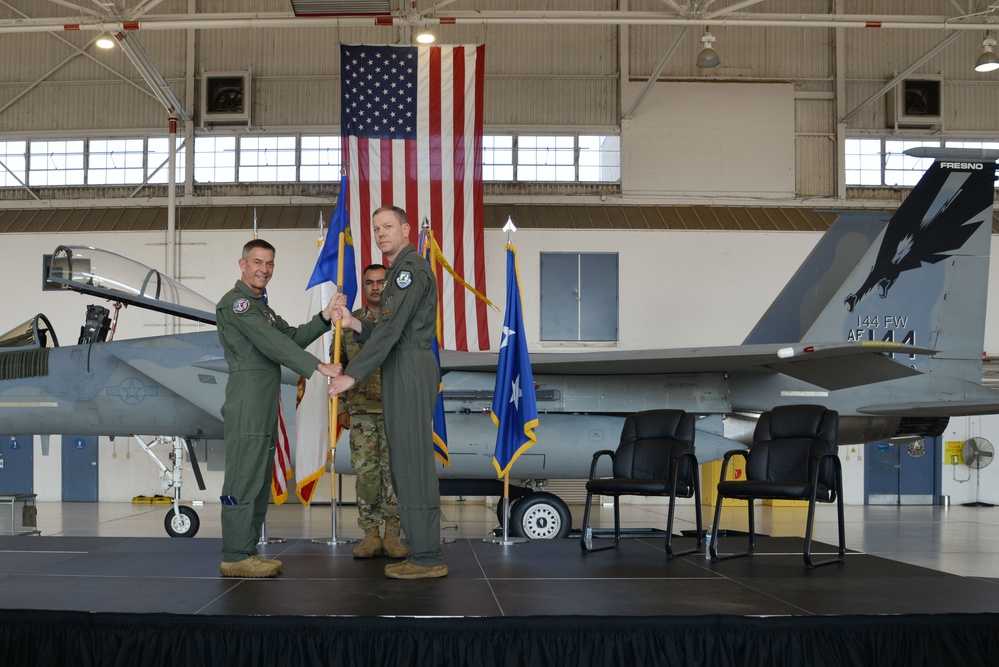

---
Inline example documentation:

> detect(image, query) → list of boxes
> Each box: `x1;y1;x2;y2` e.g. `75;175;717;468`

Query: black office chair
709;404;845;568
581;409;702;558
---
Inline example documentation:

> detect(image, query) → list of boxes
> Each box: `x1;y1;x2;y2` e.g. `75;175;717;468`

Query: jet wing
442;341;933;391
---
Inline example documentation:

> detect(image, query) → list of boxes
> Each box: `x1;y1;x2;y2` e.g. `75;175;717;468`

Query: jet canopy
47;245;217;325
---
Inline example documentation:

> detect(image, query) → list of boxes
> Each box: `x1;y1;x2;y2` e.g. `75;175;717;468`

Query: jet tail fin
747;148;998;384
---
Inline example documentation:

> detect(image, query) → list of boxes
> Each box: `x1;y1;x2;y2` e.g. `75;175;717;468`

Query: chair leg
709;497;723;561
580;491;617;554
712;496;755;561
804;466;846;568
664;486;697;559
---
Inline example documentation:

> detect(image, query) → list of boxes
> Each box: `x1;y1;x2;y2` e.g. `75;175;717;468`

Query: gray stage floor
2;500;999;617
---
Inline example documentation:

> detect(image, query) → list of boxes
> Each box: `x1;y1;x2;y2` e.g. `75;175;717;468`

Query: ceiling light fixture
975;34;999;73
415;26;436;44
96;35;115;49
696;31;720;69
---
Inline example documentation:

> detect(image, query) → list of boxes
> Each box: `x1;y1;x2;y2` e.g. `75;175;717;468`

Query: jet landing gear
134;435;207;537
165;505;200;537
506;492;572;540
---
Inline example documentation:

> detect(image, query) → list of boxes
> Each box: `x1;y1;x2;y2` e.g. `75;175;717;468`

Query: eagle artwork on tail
844;163;987;313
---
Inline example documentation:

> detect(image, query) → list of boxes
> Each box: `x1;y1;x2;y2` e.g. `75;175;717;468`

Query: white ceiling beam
3;11;998;34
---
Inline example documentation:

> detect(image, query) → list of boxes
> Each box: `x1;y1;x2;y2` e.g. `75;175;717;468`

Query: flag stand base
484;497;528;545
311;537;358;545
258;521;286;545
311;493;358;545
482;535;528;545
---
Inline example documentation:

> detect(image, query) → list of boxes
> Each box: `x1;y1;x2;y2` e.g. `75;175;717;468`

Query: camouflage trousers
348;413;399;530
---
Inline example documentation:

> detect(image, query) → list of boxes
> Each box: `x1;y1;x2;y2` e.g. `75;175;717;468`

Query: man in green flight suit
335;263;408;560
328;205;447;580
216;238;340;578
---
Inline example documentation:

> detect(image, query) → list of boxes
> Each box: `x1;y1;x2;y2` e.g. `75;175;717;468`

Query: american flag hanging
340;43;490;351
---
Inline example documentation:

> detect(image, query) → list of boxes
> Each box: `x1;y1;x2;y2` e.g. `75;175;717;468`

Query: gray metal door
0;435;34;494
62;435;98;501
865;437;938;505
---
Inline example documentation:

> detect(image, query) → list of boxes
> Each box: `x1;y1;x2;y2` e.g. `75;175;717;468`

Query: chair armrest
717;449;747;484
670;450;699;484
808;439;836;458
587;450;616;480
808;448;842;490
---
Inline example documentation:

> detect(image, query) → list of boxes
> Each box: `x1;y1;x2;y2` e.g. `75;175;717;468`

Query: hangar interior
2;1;999;514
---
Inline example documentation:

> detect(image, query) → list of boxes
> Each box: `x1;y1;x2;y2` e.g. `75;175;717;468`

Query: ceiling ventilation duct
290;0;391;15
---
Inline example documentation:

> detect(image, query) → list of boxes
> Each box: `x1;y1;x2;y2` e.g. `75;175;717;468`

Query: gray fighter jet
1;148;997;539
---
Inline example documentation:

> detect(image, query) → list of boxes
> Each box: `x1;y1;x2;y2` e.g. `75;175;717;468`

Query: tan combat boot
220;556;281;578
353;526;383;558
384;560;448;580
382;516;409;559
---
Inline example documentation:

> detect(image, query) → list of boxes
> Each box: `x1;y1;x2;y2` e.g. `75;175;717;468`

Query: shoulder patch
232;298;250;314
395;270;413;289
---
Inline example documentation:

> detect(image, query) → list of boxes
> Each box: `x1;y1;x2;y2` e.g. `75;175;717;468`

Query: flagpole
484;216;529;546
311;209;357;546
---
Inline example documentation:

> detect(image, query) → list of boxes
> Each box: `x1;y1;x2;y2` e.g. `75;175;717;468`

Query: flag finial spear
503;216;516;244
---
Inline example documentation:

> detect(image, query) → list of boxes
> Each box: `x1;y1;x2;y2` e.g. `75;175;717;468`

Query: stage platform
2;532;999;665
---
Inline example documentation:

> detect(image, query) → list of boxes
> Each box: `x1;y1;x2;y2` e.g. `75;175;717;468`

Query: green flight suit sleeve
218;304;324;378
274;312;330;349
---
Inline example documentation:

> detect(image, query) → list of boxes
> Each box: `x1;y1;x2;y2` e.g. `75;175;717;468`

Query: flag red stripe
470;45;489;347
405;139;419;243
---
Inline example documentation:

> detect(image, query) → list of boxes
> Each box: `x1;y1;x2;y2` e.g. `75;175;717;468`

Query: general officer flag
491;244;538;477
340;43;490;351
306;173;357;309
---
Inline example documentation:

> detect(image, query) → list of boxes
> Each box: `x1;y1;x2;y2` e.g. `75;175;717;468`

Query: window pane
0;141;27;188
300;135;341;182
884;140;937;186
29;140;85;186
518;135;576;182
147;137;187;184
844;138;883;185
88;138;145;185
578;135;620;182
483;135;513;182
194;136;236;183
239;136;297;182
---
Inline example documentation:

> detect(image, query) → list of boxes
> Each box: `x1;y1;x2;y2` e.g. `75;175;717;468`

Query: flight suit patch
232;298;250;314
396;271;413;289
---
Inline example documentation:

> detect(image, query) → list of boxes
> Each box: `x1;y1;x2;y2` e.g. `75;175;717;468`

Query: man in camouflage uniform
329;205;447;580
216;238;339;578
335;263;408;559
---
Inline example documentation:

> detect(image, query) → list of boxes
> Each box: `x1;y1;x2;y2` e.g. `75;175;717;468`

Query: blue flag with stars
491;243;538;477
306;173;357;308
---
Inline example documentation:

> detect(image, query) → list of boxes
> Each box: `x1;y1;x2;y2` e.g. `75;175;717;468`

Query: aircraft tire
164;505;200;538
509;493;571;540
495;496;521;528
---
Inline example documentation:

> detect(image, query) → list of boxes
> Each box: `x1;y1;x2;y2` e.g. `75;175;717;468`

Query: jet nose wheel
164;505;200;537
509;492;572;539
